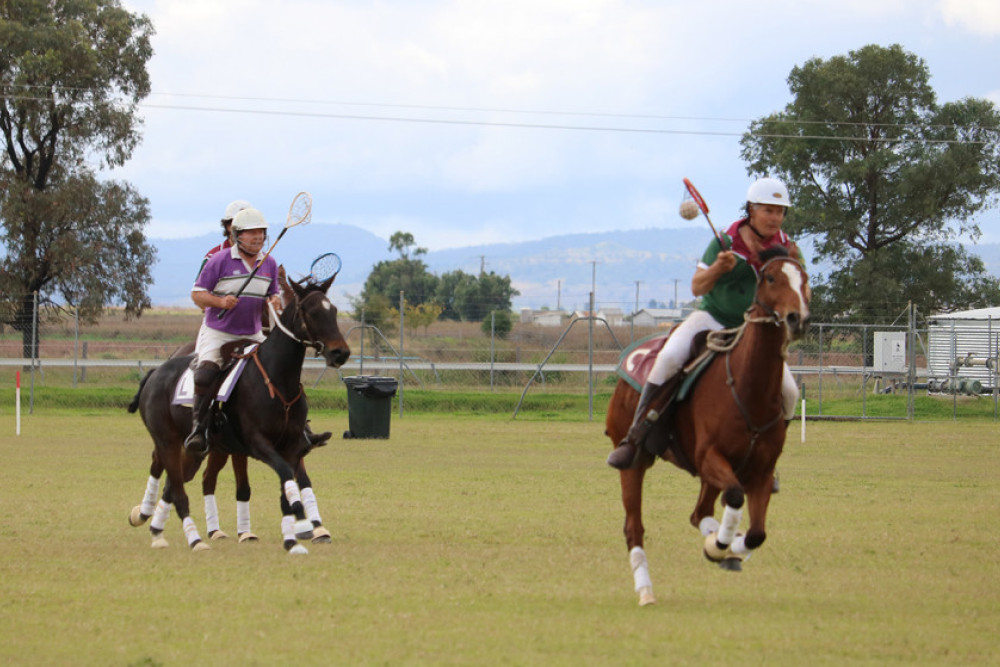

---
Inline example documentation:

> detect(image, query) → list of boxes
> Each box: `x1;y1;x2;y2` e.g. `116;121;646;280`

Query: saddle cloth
616;334;669;391
171;344;257;407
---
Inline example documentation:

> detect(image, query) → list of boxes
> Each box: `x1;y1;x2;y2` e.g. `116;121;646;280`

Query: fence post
29;291;38;415
907;302;915;421
398;291;404;418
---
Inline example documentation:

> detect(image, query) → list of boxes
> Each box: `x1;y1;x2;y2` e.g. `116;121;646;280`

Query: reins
234;288;328;442
704;256;804;477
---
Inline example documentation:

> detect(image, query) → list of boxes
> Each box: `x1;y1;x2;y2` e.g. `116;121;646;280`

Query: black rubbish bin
343;376;398;439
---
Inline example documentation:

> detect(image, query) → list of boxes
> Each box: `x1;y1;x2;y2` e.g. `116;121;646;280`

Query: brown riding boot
607;381;665;470
184;362;220;456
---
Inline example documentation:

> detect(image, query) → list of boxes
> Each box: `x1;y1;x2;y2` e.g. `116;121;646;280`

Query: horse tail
127;369;155;414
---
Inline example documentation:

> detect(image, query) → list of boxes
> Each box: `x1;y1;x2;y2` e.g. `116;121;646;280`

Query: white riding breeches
194;325;265;367
647;310;799;420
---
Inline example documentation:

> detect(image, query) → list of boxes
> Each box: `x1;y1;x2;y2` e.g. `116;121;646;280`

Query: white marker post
800;382;806;444
16;370;21;435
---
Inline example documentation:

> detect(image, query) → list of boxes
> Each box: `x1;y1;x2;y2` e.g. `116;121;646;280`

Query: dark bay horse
129;342;332;544
606;252;809;605
127;273;350;552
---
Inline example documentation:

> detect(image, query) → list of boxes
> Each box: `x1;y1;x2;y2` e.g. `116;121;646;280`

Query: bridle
266;289;330;355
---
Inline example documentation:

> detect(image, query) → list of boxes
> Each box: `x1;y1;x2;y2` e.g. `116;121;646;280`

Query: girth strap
239;347;304;441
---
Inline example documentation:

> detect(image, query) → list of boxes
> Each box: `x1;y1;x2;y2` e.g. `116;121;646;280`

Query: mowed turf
0;409;997;665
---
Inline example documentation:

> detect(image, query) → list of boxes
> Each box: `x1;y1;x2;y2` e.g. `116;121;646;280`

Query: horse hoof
129;506;149;527
702;533;728;562
191;541;211;552
718;557;743;572
293;519;314;541
311;527;332;544
151;537;169;549
288;544;309;555
637;586;656;606
209;530;229;541
238;532;259;543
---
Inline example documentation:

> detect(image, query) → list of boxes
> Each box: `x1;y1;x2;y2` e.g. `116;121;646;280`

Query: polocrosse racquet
682;178;727;249
218;191;313;319
308;252;342;284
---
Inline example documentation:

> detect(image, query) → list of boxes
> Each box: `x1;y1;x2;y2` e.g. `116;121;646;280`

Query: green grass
1;410;998;665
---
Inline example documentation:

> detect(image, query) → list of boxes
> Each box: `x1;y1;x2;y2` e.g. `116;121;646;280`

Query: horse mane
758;246;789;265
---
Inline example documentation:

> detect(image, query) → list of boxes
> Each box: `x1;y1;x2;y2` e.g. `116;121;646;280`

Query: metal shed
927;307;1000;392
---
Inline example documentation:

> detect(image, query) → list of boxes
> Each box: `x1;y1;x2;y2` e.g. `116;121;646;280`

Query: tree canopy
741;43;1000;322
0;0;155;355
350;231;519;329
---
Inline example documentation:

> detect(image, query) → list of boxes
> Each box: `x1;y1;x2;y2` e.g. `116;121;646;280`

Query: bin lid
343;375;398;397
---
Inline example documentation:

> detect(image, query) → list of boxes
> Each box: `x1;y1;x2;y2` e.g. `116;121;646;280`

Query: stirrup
184;430;209;456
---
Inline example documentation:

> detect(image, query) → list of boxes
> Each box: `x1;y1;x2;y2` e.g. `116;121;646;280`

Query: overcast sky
117;0;1000;251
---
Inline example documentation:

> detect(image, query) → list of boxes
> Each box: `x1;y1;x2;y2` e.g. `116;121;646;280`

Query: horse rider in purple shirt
185;207;282;455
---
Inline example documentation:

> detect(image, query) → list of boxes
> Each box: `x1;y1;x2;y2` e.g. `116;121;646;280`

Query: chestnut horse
606;252;809;605
127;273;350;552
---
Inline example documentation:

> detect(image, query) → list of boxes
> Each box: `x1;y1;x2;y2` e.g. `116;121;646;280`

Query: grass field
1;408;998;665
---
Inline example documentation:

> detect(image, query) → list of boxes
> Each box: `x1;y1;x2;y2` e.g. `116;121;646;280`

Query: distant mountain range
148;223;1000;313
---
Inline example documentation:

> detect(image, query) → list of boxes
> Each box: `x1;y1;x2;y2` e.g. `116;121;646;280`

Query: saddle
172;339;260;407
616;328;738;473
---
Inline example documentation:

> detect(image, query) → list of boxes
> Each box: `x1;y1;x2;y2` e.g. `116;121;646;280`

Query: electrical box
874;332;906;373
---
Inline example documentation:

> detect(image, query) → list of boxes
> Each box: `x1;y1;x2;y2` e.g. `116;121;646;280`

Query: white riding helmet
231;207;269;233
747;177;791;207
222;199;252;222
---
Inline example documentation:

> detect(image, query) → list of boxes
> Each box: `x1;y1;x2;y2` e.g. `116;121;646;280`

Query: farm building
632;308;683;328
926;306;1000;392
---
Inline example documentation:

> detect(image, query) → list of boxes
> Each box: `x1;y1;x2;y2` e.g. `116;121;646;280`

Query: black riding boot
184;362;220;456
305;421;332;447
607;381;664;470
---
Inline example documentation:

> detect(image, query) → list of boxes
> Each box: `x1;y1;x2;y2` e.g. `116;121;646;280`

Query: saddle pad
616;334;669;391
171;344;257;407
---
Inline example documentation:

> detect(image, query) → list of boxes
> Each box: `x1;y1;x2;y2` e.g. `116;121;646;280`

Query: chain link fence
3;294;999;420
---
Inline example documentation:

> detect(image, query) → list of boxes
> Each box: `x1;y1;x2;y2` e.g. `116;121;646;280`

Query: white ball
679;200;700;220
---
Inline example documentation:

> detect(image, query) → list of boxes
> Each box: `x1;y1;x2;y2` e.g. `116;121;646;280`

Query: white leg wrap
140;476;160;516
717;504;743;547
283;480;302;508
182;516;202;546
204;494;220;534
629;546;653;592
151;500;171;532
301;487;322;524
699;516;721;537
237;500;251;534
730;534;750;556
281;515;295;542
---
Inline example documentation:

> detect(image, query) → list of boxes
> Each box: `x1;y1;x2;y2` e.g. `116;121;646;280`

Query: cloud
939;0;1000;35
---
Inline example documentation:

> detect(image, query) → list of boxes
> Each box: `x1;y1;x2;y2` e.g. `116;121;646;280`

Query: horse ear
278;265;296;302
318;274;335;292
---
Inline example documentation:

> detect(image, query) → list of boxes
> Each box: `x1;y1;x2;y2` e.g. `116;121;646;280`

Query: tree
436;269;519;321
740;43;1000;322
353;231;439;330
480;309;513;339
0;0;155;356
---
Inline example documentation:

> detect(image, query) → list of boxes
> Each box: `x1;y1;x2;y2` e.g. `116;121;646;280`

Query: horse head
276;268;351;368
752;248;810;340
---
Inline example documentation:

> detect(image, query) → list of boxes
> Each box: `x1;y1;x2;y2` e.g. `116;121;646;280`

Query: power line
2;86;996;145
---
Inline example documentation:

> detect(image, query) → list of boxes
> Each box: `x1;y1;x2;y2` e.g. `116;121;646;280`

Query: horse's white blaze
780;262;809;316
321;299;332;311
